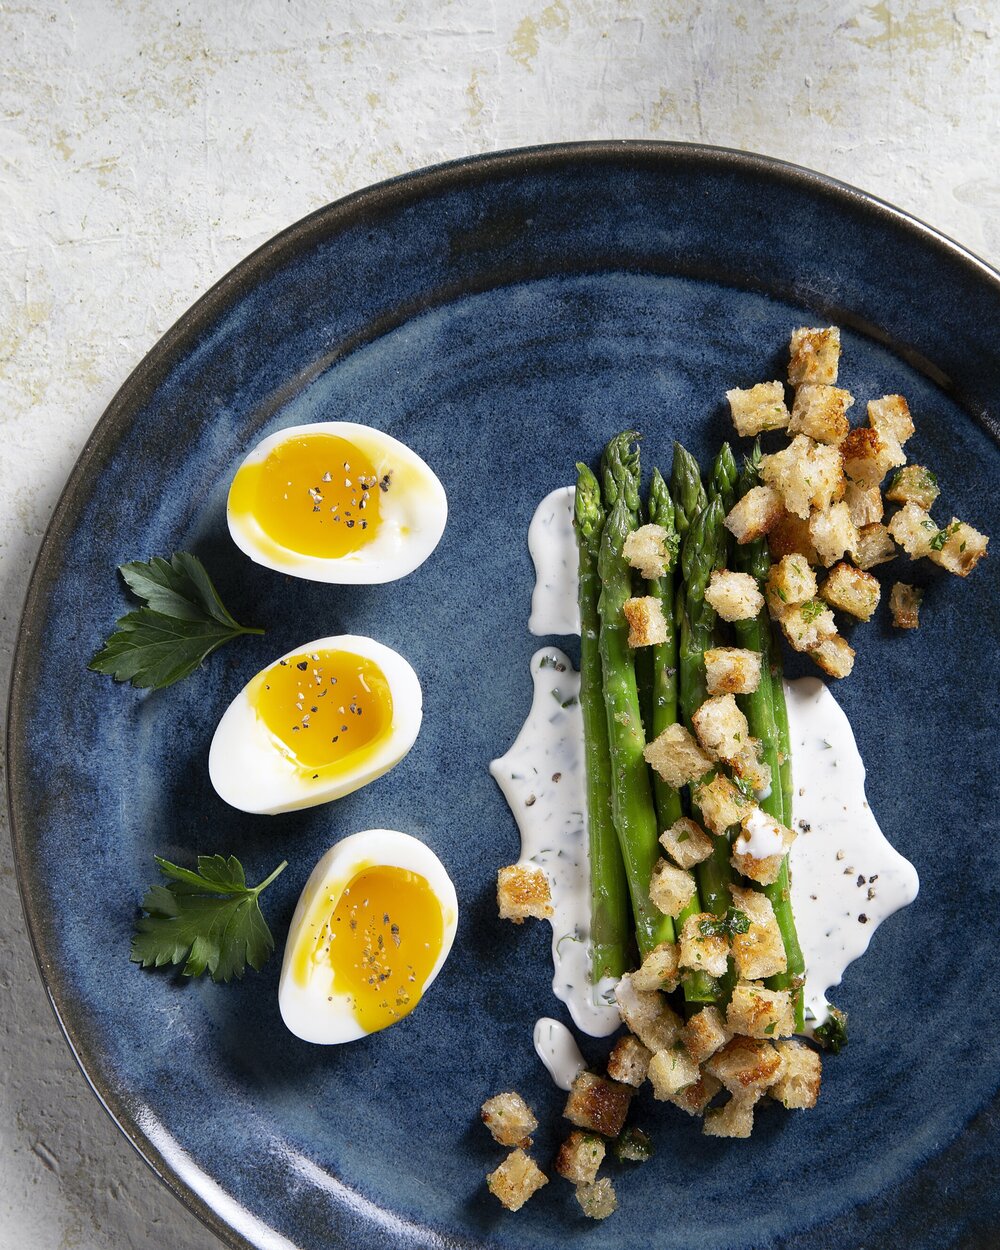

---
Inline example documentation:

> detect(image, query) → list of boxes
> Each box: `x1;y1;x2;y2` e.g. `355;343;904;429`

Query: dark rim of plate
6;139;1000;1250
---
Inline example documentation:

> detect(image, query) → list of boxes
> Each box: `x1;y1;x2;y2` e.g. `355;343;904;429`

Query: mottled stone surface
1;2;997;1247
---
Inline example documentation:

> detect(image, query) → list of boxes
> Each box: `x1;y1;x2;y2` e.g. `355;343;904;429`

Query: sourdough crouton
648;1046;701;1099
927;518;989;577
564;1072;633;1138
623;524;674;579
703;1093;760;1139
670;1072;723;1117
631;941;681;993
678;913;730;978
575;1178;617;1221
761;435;844;519
497;865;553;923
705;569;765;622
840;425;905;486
649;860;697;919
766;553;818;614
768;509;820;564
693;772;751;835
681;1005;730;1064
810;634;856;679
727;983;795;1039
692;694;750;762
704;646;761;696
854;522;897;570
623;596;668;647
809;501;858;567
885;464;939;510
555;1131;605;1185
644;724;714;788
889;581;922;629
788;326;841;385
704;1036;783;1095
868;394;915;446
844;480;884;527
660;817;714;869
732;808;795;886
606;1035;652;1087
724;485;784;544
730;739;772;795
614;975;684;1052
788;384;853;444
770;1040;822;1109
727;381;790;437
730;886;787;981
481;1091;538;1147
887;502;938;559
779;599;837;652
819;561;881;620
486;1149;548;1211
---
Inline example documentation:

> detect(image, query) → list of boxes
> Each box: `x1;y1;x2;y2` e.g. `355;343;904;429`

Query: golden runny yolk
252;649;393;772
229;433;385;558
295;865;445;1033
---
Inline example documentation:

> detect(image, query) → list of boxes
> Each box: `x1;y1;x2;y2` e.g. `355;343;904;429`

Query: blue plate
7;143;1000;1250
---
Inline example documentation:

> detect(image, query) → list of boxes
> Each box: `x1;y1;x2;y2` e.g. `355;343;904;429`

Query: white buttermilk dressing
533;1017;587;1090
489;648;620;1037
736;807;785;860
528;487;580;636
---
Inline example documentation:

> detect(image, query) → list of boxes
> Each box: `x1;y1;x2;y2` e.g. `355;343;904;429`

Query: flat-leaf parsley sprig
131;854;288;983
89;552;263;690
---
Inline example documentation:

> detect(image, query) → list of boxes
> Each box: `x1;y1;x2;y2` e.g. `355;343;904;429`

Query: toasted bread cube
819;561;881;621
670;1072;723;1117
766;553;818;614
564;1072;633;1138
705;569;765;622
614;974;684;1052
575;1178;617;1221
606;1035;652;1087
788;384;853;444
779;599;837;652
770;1039;823;1109
648;1046;701;1099
703;1093;760;1139
889;581;922;629
768;508;820;564
868;394;915;446
809;501;859;567
704;646;761;696
649;860;697;919
727;380;791;437
887;502;938;559
497;865;553;924
788;326;840;385
660;817;714;869
623;596;668;647
727;983;795;1039
840;425;905;486
810;634;856;679
693;772;751;835
623;524;674;579
678;913;730;977
705;1036;783;1095
681;1005;730;1064
555;1131;606;1184
844;480;884;527
730;739;772;795
643;724;714;788
732;808;795;886
855;521;897;570
724;485;784;544
730;885;787;980
481;1091;539;1147
486;1149;548;1211
928;517;989;577
692;694;750;763
885;464;939;510
631;941;682;993
761;435;845;519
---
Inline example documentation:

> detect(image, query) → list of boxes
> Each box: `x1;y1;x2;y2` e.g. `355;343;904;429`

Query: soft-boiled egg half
209;635;421;815
279;830;458;1044
227;421;447;583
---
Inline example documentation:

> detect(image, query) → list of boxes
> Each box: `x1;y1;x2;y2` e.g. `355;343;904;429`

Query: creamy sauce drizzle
528;487;580;636
533;1017;587;1090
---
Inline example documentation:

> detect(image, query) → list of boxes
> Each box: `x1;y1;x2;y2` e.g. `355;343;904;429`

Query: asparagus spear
670;441;708;542
575;463;631;983
708;442;739;520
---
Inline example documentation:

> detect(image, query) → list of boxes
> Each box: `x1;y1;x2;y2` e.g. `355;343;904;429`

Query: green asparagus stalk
708;442;739;519
670;441;708;541
575;463;631;984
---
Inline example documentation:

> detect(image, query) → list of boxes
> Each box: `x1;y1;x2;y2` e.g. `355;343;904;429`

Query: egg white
208;635;422;815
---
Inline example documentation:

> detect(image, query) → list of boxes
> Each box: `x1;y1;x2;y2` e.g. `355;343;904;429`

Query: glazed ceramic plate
8;144;1000;1250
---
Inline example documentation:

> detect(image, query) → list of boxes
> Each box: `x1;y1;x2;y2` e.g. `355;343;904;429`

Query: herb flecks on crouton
704;646;761;696
497;864;552;924
788;383;854;444
727;381;791;437
820;562;881;621
643;724;714;789
788;326;841;386
606;1035;652;1087
575;1177;617;1221
649;860;697;919
770;1039;823;1109
486;1149;548;1212
623;524;675;580
724;485;784;544
481;1091;539;1147
660;817;714;869
886;464;939;510
927;517;989;577
555;1131;605;1185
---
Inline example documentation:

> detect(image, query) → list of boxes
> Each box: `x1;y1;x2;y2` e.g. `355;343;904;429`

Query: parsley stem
254;860;288;894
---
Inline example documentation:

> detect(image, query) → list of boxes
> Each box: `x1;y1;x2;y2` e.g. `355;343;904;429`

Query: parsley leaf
814;1004;849;1053
89;553;263;689
131;855;287;982
699;907;751;939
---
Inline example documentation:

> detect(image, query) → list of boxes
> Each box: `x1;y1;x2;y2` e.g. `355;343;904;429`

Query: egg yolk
296;865;445;1033
229;433;386;558
252;649;393;772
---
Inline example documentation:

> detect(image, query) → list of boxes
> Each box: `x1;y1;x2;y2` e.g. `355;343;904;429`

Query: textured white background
1;2;998;1247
